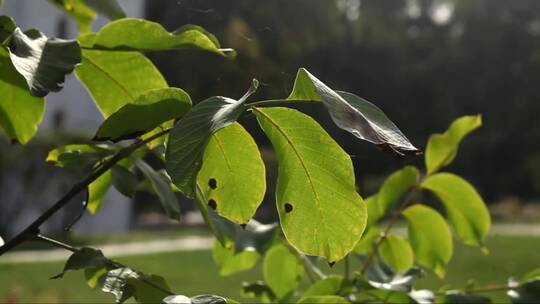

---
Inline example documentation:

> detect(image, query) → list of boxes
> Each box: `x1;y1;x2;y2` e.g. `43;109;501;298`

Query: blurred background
1;0;540;302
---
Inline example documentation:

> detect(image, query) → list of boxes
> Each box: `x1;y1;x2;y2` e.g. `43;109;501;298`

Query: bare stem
0;128;171;256
360;184;419;275
33;234;77;252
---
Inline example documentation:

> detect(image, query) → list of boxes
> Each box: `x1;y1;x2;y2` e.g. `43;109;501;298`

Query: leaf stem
33;234;77;252
246;99;317;108
0;128;171;256
360;184;420;275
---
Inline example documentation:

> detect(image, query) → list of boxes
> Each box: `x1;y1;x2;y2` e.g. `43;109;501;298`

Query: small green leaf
75;49;168;117
241;281;276;302
379;235;414;273
302;275;344;297
46;144;112;168
52;247;108;279
48;0;96;33
0;48;45;144
88;18;234;57
197;123;266;224
354;227;380;255
94;88;192;142
7;28;81;97
263;244;304;299
287;68;420;156
84;0;126;20
85;266;109;289
88;170;112;214
403;205;453;278
297;296;350;304
254;107;366;262
0;16;16;43
421;173;491;247
425;115;482;174
366;166;419;226
212;240;259;276
130;274;170;304
166;80;258;197
522;268;540;283
111;165;138;197
133;158;180;220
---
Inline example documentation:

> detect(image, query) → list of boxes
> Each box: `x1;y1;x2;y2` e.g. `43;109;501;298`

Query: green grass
1;235;539;303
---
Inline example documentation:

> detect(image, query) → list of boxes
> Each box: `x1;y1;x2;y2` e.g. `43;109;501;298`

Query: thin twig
246;99;317;107
0;128;171;256
360;184;419;275
34;234;77;252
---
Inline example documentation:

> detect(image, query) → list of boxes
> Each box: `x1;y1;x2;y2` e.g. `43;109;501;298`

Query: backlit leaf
354;227;380;255
212;240;259;276
166;80;258;197
379;235;414;273
254;107;366;262
7;28;81;97
46;144;113;168
403;205;453;278
88;170;112;214
75;49;168;117
197;123;266;224
88;18;234;57
425;115;482;174
287;68;420;157
48;0;96;33
263;244;304;299
94;88;192;142
297;296;350;304
0;48;44;144
302;275;345;297
421;173;490;247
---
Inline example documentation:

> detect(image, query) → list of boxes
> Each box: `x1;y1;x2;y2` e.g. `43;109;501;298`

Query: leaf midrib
82;52;135;102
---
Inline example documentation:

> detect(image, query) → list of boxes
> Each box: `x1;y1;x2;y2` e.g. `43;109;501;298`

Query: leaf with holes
254;107;366;262
379;235;414;273
0;48;44;144
421;173;490;247
287;68;420;157
87;18;234;57
75;49;168;117
263;244;304;299
48;0;96;33
366;166;419;226
6;28;81;97
425;115;482;174
212;240;259;276
403;205;453;278
94;88;192;142
197;123;266;224
166;80;258;197
133;158;180;220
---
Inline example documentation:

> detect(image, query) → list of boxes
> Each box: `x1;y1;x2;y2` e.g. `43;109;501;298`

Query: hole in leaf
328;261;336;267
240;224;247;230
208;199;217;210
208;178;217;189
284;203;293;213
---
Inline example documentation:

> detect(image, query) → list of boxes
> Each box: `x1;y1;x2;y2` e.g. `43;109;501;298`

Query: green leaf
212;240;259;276
197;123;266;224
0;16;16;43
254;107;367;262
87;18;234;57
354;227;380;255
129;274;170;304
241;281;276;302
403;205;453;278
84;0;126;20
52;247;108;279
263;244;304;299
379;235;414;273
425;115;482;174
302;276;344;297
366;166;419;226
85;266;109;288
7;28;81;97
0;48;44;144
94;88;192;142
133;158;180;220
421;173;491;247
75;49;168;117
111;165;138;197
88;170;112;214
166;80;258;197
287;68;420;157
297;296;350;304
46;144;113;168
48;0;96;33
522;268;540;283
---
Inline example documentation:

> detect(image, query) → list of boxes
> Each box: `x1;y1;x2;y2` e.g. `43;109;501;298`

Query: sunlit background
1;0;540;302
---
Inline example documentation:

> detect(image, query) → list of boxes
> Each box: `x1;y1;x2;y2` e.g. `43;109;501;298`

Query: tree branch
0;128;171;256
